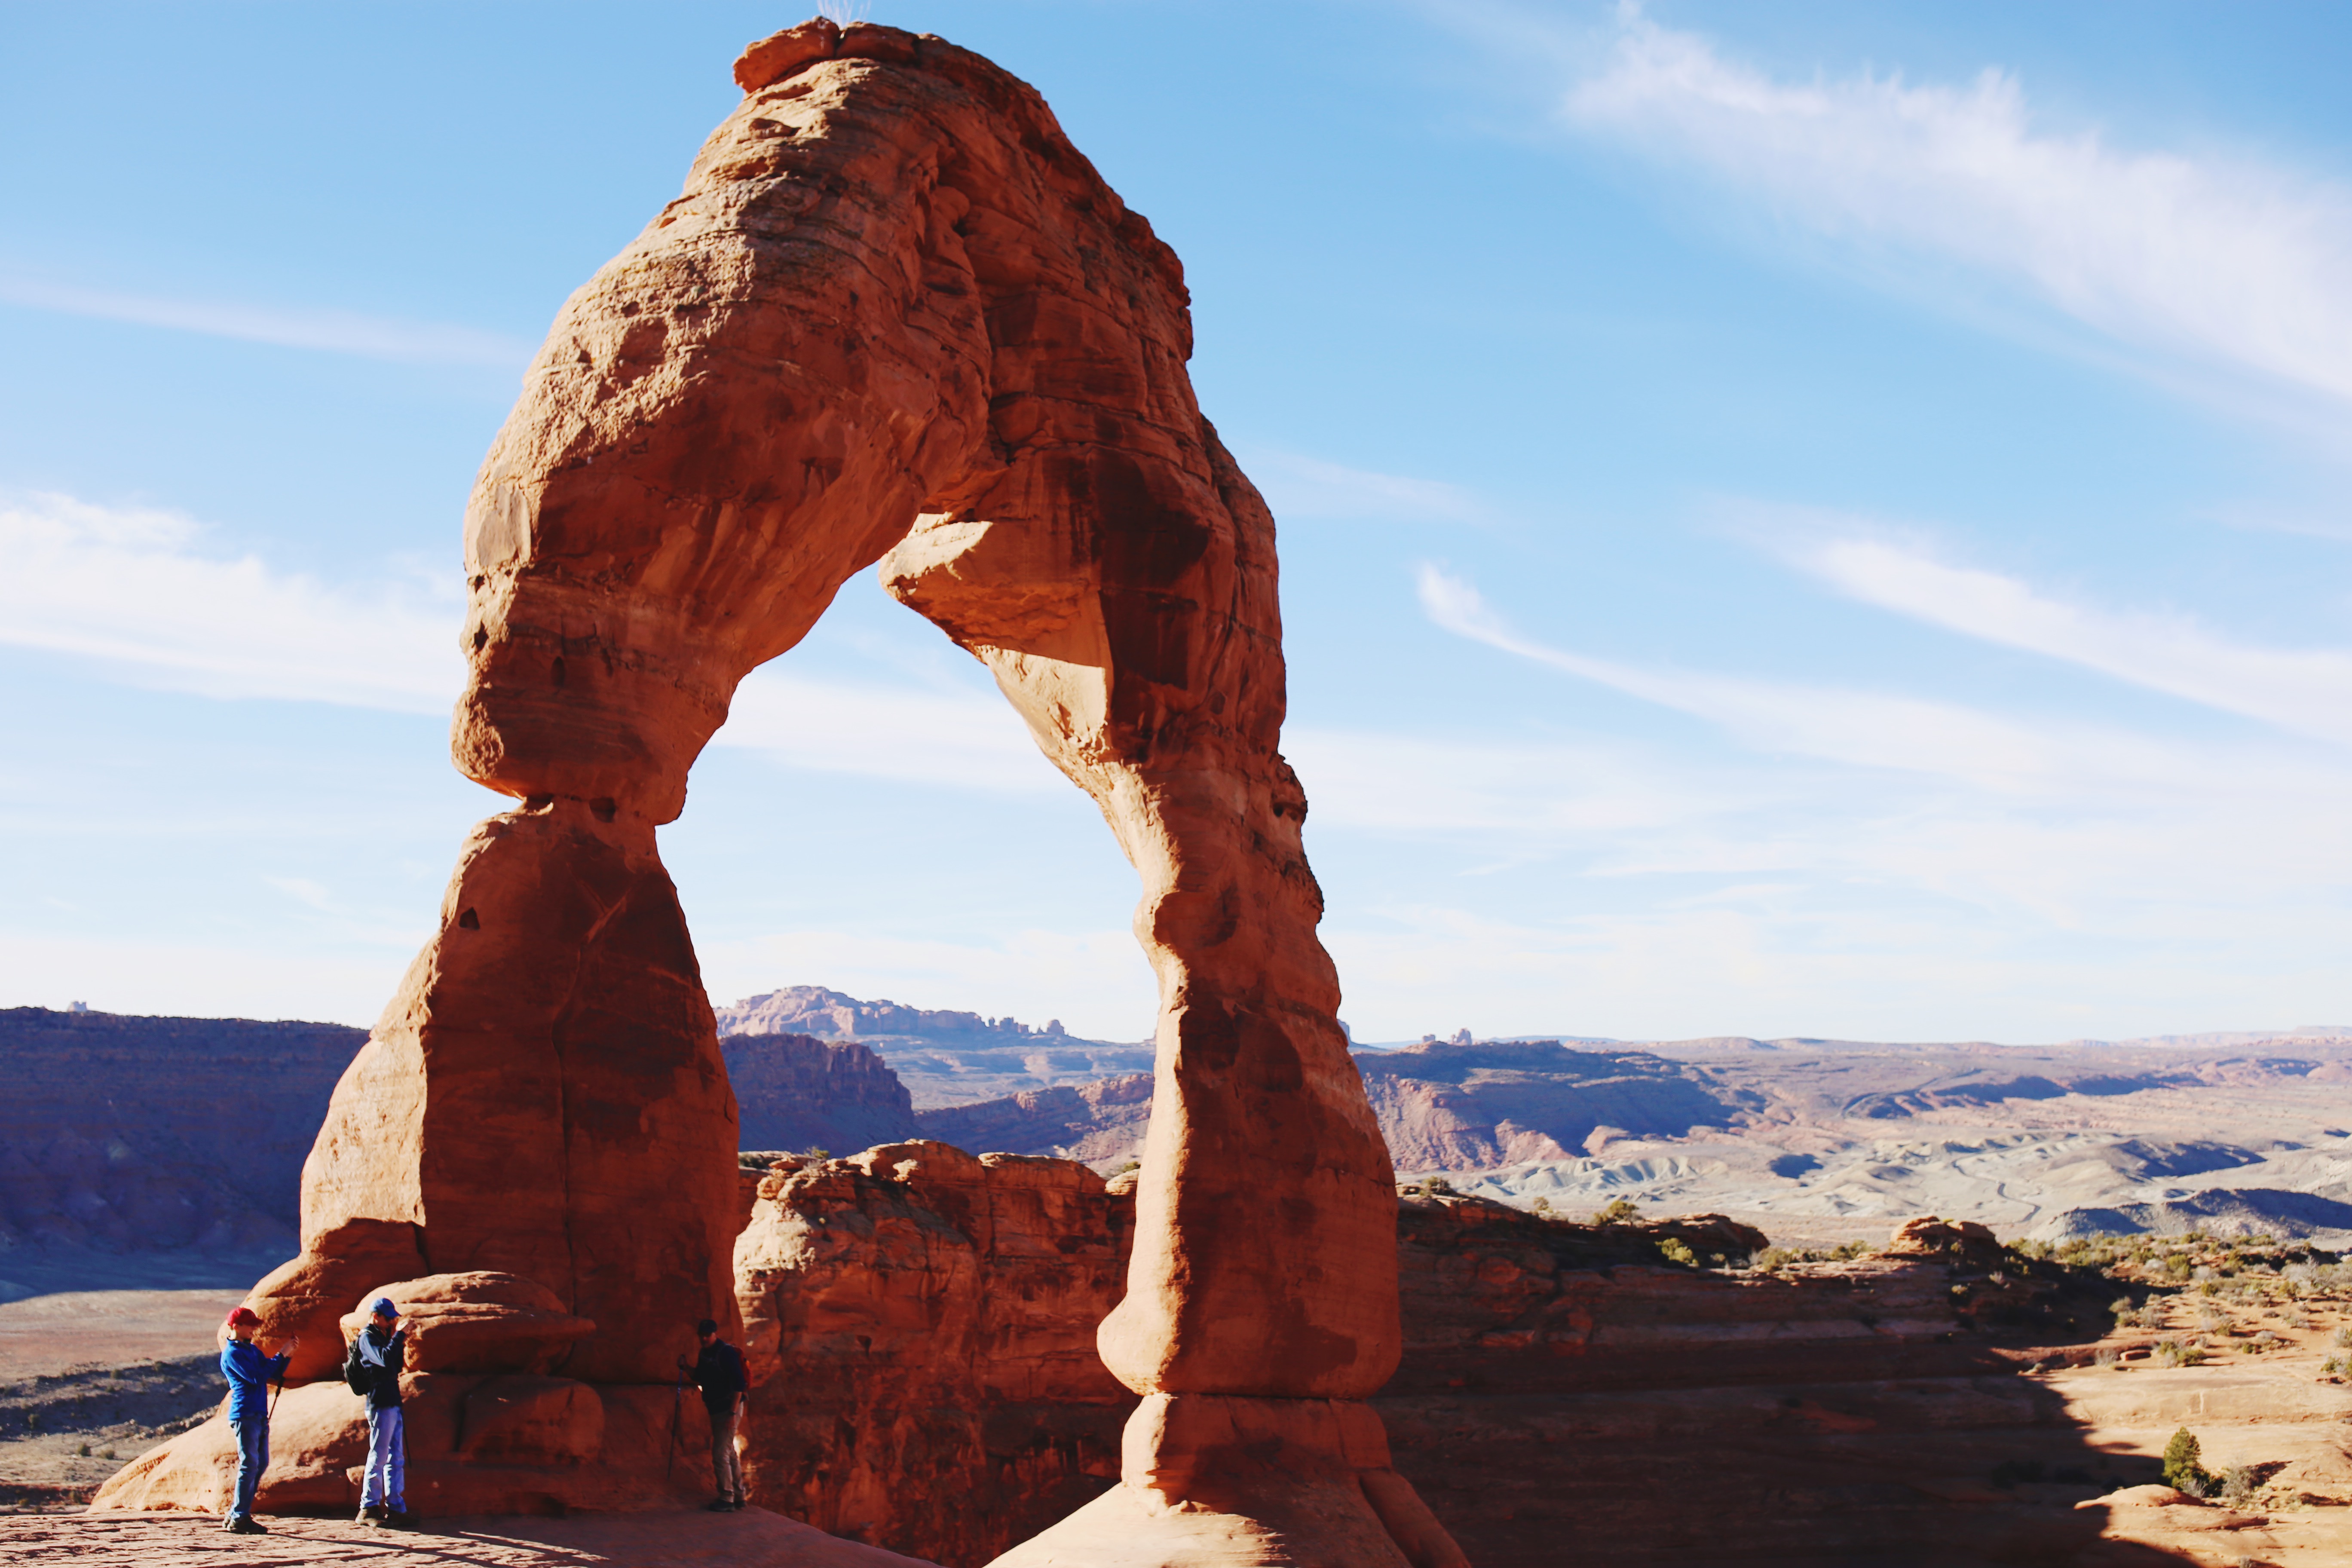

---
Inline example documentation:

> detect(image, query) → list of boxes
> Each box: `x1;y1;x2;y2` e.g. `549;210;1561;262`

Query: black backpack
343;1334;374;1397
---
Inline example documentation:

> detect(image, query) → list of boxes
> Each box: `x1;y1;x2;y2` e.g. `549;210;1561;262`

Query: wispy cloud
0;492;463;711
1413;562;2271;796
1783;532;2352;746
0;490;1059;788
0;276;533;368
1558;11;2352;413
1240;449;1488;525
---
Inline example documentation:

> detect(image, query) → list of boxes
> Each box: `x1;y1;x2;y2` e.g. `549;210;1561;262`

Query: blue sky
4;2;2350;1044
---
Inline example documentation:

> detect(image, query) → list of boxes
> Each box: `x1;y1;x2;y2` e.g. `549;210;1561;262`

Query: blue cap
372;1298;398;1317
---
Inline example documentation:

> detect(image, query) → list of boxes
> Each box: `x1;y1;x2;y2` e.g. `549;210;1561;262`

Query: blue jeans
362;1404;405;1510
228;1417;268;1519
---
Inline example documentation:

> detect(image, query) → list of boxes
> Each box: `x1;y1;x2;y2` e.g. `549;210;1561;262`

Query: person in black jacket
680;1317;748;1510
346;1297;417;1529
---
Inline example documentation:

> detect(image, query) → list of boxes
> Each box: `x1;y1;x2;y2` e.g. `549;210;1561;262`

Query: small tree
1591;1197;1640;1226
2161;1427;2214;1495
1657;1238;1698;1267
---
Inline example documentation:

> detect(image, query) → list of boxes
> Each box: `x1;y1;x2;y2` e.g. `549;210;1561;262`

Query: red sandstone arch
99;21;1466;1565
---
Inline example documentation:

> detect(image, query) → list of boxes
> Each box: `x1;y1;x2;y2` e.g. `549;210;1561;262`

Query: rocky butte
98;17;1464;1567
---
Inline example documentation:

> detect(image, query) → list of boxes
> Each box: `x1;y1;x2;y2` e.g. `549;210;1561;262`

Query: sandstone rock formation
100;17;1452;1559
96;1272;719;1518
726;1031;922;1155
719;1144;2196;1567
732;1143;1133;1563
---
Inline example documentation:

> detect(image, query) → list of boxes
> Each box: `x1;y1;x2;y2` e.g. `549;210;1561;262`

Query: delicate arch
109;21;1467;1565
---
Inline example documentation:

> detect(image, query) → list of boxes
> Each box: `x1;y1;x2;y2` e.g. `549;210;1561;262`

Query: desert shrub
2151;1339;2207;1369
2161;1428;2214;1495
1530;1196;1554;1216
2321;1353;2349;1377
2333;1325;2352;1349
2216;1465;2256;1506
1827;1239;1874;1261
98;1447;115;1460
75;1442;89;1457
1591;1197;1639;1226
1423;1175;1455;1195
2010;1238;2053;1262
2093;1348;2119;1371
2196;1306;2229;1333
1755;1246;1794;1271
1657;1238;1699;1267
2165;1255;2195;1278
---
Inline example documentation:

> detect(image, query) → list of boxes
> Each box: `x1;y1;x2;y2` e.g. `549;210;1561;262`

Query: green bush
1424;1175;1455;1195
2161;1427;2214;1495
1657;1238;1698;1267
1591;1197;1640;1226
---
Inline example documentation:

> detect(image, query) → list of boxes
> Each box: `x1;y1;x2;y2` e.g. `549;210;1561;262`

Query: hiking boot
357;1504;388;1526
706;1496;736;1512
228;1516;266;1534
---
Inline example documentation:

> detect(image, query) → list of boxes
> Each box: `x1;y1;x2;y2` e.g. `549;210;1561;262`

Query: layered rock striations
720;988;1152;1109
733;1142;1133;1564
100;16;1446;1558
0;1007;364;1256
915;1071;1155;1166
726;1031;923;1155
722;1147;2150;1568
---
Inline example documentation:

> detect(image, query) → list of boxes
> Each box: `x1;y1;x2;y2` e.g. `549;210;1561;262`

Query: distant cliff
0;1007;366;1254
906;1040;1758;1171
723;1032;922;1155
916;1072;1155;1164
716;985;1153;1108
1357;1039;1759;1169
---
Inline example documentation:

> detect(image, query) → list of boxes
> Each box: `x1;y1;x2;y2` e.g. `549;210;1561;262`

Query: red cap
225;1306;262;1328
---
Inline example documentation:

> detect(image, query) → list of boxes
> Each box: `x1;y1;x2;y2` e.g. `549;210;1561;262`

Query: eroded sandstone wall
732;1148;2139;1568
733;1143;1133;1565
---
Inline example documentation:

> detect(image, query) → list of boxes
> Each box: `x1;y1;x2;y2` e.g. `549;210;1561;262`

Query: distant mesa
723;1031;921;1154
715;985;1152;1109
0;1006;363;1262
2045;1186;2352;1240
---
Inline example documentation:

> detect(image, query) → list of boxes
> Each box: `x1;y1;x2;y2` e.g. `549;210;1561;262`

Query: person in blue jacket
219;1306;294;1534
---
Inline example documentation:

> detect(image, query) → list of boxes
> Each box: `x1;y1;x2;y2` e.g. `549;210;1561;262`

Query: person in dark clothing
680;1317;748;1510
346;1297;417;1529
219;1307;292;1534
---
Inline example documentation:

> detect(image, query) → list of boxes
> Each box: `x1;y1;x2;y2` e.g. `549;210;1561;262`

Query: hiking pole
268;1336;299;1421
664;1367;686;1482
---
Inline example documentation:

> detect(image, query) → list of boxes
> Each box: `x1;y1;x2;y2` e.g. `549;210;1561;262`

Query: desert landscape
7;994;2352;1565
6;6;2350;1568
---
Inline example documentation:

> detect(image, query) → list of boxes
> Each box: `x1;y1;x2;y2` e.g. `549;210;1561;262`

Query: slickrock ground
0;1507;941;1565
